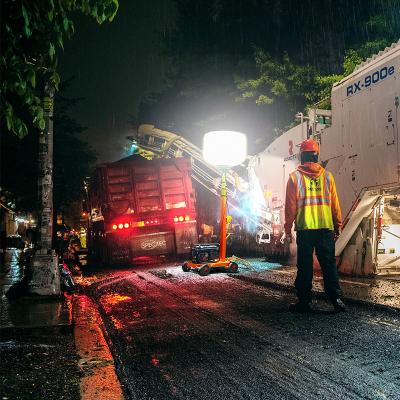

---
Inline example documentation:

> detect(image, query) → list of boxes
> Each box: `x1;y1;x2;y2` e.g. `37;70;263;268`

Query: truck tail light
112;222;131;230
144;219;159;225
113;219;162;230
174;215;191;223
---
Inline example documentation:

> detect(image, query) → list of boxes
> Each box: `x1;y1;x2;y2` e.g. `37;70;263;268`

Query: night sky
60;0;176;162
59;0;400;163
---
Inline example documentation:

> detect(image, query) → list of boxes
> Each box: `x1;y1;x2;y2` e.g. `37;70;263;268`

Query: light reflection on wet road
83;263;400;400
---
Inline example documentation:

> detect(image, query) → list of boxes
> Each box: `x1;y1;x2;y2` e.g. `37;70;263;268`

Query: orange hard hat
300;139;319;154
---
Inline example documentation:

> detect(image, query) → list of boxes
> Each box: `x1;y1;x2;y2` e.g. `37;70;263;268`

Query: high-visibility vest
293;170;334;230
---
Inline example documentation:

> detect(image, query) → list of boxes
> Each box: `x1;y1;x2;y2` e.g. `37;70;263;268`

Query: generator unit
190;243;220;264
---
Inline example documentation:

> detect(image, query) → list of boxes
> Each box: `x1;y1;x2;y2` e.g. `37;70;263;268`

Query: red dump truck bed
88;156;198;265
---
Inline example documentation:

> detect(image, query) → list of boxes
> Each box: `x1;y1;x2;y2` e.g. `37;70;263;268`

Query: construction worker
284;138;345;313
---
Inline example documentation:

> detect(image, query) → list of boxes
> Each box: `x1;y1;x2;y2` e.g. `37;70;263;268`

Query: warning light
118;223;123;229
174;216;179;222
155;220;158;224
81;212;87;217
112;224;118;230
124;223;129;228
185;216;190;221
178;216;184;222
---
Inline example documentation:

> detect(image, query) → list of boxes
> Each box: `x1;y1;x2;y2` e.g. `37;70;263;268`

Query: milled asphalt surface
82;261;400;400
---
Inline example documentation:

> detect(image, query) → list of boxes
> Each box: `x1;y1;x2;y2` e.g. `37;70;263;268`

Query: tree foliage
235;50;317;131
1;82;97;214
53;90;96;213
138;0;400;148
1;0;118;138
236;36;397;131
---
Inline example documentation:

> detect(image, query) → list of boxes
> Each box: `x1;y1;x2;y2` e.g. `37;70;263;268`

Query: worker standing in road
284;138;346;313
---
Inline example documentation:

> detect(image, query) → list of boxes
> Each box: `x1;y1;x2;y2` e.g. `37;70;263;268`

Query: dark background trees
137;0;400;150
1;83;96;221
1;0;118;221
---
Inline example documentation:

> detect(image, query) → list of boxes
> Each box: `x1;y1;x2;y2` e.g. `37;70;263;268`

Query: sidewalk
0;249;124;400
238;259;400;309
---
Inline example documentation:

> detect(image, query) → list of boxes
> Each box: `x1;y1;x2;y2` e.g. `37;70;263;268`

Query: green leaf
63;17;69;32
16;120;28;139
58;33;64;50
51;71;61;90
49;43;56;60
39;117;46;131
22;5;31;37
108;0;119;21
27;69;36;87
5;112;13;131
15;81;26;96
256;95;274;105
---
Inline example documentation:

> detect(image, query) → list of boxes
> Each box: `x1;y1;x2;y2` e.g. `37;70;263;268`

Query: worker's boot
288;301;312;313
331;298;346;312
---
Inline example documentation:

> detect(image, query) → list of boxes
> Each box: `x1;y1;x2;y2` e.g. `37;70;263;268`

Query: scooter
59;260;75;294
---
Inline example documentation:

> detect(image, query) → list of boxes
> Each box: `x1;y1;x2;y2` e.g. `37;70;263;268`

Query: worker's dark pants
295;229;342;304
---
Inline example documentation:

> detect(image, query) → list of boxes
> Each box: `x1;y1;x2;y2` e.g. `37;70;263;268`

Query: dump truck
253;41;400;275
87;156;198;265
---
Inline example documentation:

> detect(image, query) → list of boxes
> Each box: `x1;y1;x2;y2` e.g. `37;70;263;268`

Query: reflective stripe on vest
294;170;334;230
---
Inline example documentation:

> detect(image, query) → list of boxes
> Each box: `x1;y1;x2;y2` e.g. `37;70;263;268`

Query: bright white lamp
202;130;247;264
203;131;247;168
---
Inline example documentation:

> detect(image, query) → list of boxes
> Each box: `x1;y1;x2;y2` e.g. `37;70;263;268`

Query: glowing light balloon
203;131;247;168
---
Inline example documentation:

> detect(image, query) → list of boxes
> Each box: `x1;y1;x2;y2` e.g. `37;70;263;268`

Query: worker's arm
330;173;342;232
284;175;297;235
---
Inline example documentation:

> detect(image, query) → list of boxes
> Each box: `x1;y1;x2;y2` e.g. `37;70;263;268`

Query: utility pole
28;83;60;296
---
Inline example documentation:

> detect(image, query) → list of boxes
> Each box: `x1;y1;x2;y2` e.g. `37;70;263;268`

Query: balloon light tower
182;131;247;276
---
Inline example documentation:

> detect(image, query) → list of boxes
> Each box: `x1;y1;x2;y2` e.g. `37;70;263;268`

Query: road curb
73;294;125;400
230;273;400;314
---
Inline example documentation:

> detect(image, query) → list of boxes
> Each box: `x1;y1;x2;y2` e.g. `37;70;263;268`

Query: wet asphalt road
84;263;400;400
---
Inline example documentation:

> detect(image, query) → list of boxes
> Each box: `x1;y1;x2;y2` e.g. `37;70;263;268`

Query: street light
182;131;247;276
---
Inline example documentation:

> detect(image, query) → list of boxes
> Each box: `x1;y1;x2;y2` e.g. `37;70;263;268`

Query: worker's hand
280;232;292;244
334;227;341;240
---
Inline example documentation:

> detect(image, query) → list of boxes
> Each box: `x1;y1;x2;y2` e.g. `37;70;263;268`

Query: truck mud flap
131;231;175;256
174;221;198;255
